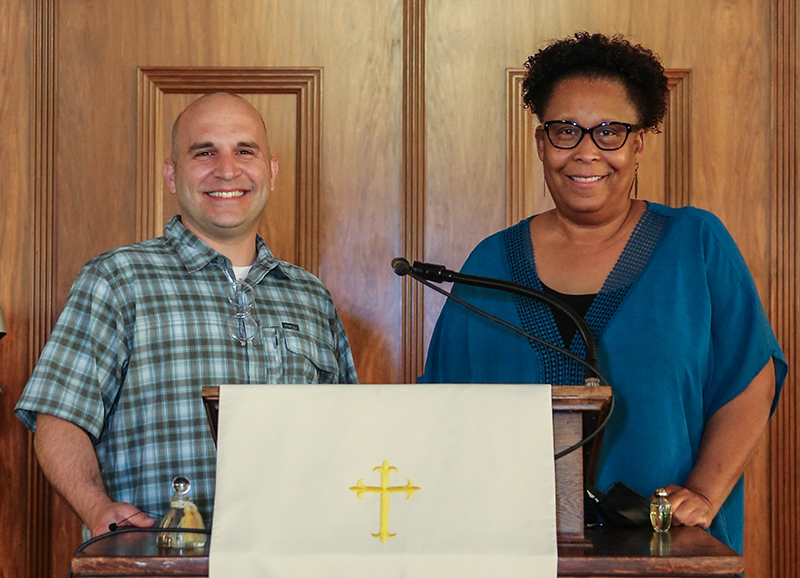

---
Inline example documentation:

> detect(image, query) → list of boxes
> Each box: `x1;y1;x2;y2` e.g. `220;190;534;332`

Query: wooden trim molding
401;0;426;383
505;68;692;225
29;1;57;576
136;73;165;247
664;70;692;208
136;67;323;274
770;1;798;576
505;69;538;228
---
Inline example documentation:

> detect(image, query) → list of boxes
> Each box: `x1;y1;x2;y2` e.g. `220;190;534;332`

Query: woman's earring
543;174;546;198
634;163;639;200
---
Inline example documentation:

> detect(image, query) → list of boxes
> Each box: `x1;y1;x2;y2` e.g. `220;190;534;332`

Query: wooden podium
68;385;744;577
200;384;612;545
549;385;611;544
69;522;743;577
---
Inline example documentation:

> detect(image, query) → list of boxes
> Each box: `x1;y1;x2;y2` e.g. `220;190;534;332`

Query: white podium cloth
209;383;557;578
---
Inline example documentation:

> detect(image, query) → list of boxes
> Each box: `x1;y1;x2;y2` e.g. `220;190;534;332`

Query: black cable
410;273;614;461
107;509;162;531
555;390;615;460
411;273;609;385
404;260;601;384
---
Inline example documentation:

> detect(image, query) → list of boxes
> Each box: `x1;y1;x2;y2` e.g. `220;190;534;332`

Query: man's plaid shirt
16;216;358;525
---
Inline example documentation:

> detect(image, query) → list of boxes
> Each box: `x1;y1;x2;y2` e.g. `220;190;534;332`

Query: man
15;93;358;537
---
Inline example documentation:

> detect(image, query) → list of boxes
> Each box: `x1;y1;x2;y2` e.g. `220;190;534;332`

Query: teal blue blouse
421;202;786;554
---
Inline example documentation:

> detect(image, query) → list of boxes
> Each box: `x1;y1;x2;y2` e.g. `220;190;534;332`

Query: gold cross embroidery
350;460;421;543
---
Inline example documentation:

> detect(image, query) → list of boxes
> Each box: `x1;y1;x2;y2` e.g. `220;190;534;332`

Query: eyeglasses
543;121;637;151
225;279;260;346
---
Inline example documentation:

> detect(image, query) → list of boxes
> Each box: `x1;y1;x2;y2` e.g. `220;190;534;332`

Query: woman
420;32;786;554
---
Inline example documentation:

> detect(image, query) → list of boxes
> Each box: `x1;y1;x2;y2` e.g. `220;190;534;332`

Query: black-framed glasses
543;121;637;151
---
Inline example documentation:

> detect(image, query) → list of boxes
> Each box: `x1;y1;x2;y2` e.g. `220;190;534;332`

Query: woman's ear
535;126;546;161
633;128;645;163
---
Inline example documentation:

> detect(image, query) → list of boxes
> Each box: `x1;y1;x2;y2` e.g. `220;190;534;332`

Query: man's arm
660;359;776;528
34;413;156;537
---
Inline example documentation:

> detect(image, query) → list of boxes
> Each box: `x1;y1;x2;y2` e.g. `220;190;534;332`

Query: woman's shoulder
646;202;740;249
646;202;727;231
646;202;751;275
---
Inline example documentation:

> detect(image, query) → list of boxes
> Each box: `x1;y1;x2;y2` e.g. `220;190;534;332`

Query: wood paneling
1;1;797;577
770;2;799;577
1;3;37;578
137;67;322;272
505;69;549;227
664;71;692;208
28;0;61;576
400;0;426;383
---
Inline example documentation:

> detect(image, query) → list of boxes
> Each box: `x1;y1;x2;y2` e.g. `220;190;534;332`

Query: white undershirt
232;265;253;281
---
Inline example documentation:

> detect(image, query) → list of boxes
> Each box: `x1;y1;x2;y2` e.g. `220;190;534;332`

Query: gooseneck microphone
394;256;613;461
392;257;601;385
391;257;413;276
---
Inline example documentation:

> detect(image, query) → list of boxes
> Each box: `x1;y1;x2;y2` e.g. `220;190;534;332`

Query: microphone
391;257;413;276
393;257;601;385
393;256;613;462
392;258;454;282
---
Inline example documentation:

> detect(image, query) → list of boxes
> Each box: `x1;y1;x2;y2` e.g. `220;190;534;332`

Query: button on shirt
15;216;358;525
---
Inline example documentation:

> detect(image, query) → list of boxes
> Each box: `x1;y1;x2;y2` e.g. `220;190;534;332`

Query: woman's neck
550;199;645;247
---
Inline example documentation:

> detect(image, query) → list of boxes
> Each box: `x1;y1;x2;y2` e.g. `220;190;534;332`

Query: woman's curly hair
522;32;669;133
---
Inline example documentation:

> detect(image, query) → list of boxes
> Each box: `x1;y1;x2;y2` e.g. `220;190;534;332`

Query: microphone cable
406;270;614;461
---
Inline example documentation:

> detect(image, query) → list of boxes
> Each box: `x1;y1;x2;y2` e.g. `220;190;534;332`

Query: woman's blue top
420;203;787;554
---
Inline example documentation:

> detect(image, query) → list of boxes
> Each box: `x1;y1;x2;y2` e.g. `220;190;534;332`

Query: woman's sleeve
702;213;787;419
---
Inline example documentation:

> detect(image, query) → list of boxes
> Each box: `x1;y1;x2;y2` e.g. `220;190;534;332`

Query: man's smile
206;190;247;198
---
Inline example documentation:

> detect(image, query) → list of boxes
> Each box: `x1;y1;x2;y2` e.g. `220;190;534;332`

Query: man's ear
162;159;177;194
269;157;279;191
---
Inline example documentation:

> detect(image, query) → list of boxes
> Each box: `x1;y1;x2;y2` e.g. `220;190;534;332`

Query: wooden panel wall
0;2;34;578
50;0;404;383
770;1;799;576
420;3;792;578
136;68;321;269
0;1;797;577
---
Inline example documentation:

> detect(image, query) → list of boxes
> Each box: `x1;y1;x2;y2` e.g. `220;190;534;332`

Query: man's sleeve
15;263;128;441
332;308;359;384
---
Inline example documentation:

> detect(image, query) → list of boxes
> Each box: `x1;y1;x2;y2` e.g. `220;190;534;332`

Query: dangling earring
542;174;547;198
634;163;639;200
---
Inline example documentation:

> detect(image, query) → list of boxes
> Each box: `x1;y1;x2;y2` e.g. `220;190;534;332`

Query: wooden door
1;1;798;577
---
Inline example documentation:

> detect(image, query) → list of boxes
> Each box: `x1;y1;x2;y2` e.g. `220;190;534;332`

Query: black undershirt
539;282;596;347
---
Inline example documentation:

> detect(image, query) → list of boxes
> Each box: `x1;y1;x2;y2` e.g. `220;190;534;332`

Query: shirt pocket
280;329;339;384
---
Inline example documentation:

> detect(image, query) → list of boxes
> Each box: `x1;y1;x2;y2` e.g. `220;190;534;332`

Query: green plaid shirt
16;216;358;525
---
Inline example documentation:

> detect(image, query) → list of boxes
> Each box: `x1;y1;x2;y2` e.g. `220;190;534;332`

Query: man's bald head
170;93;270;162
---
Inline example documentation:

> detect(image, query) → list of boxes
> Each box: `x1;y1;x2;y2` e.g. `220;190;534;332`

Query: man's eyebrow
186;141;261;153
187;141;214;153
